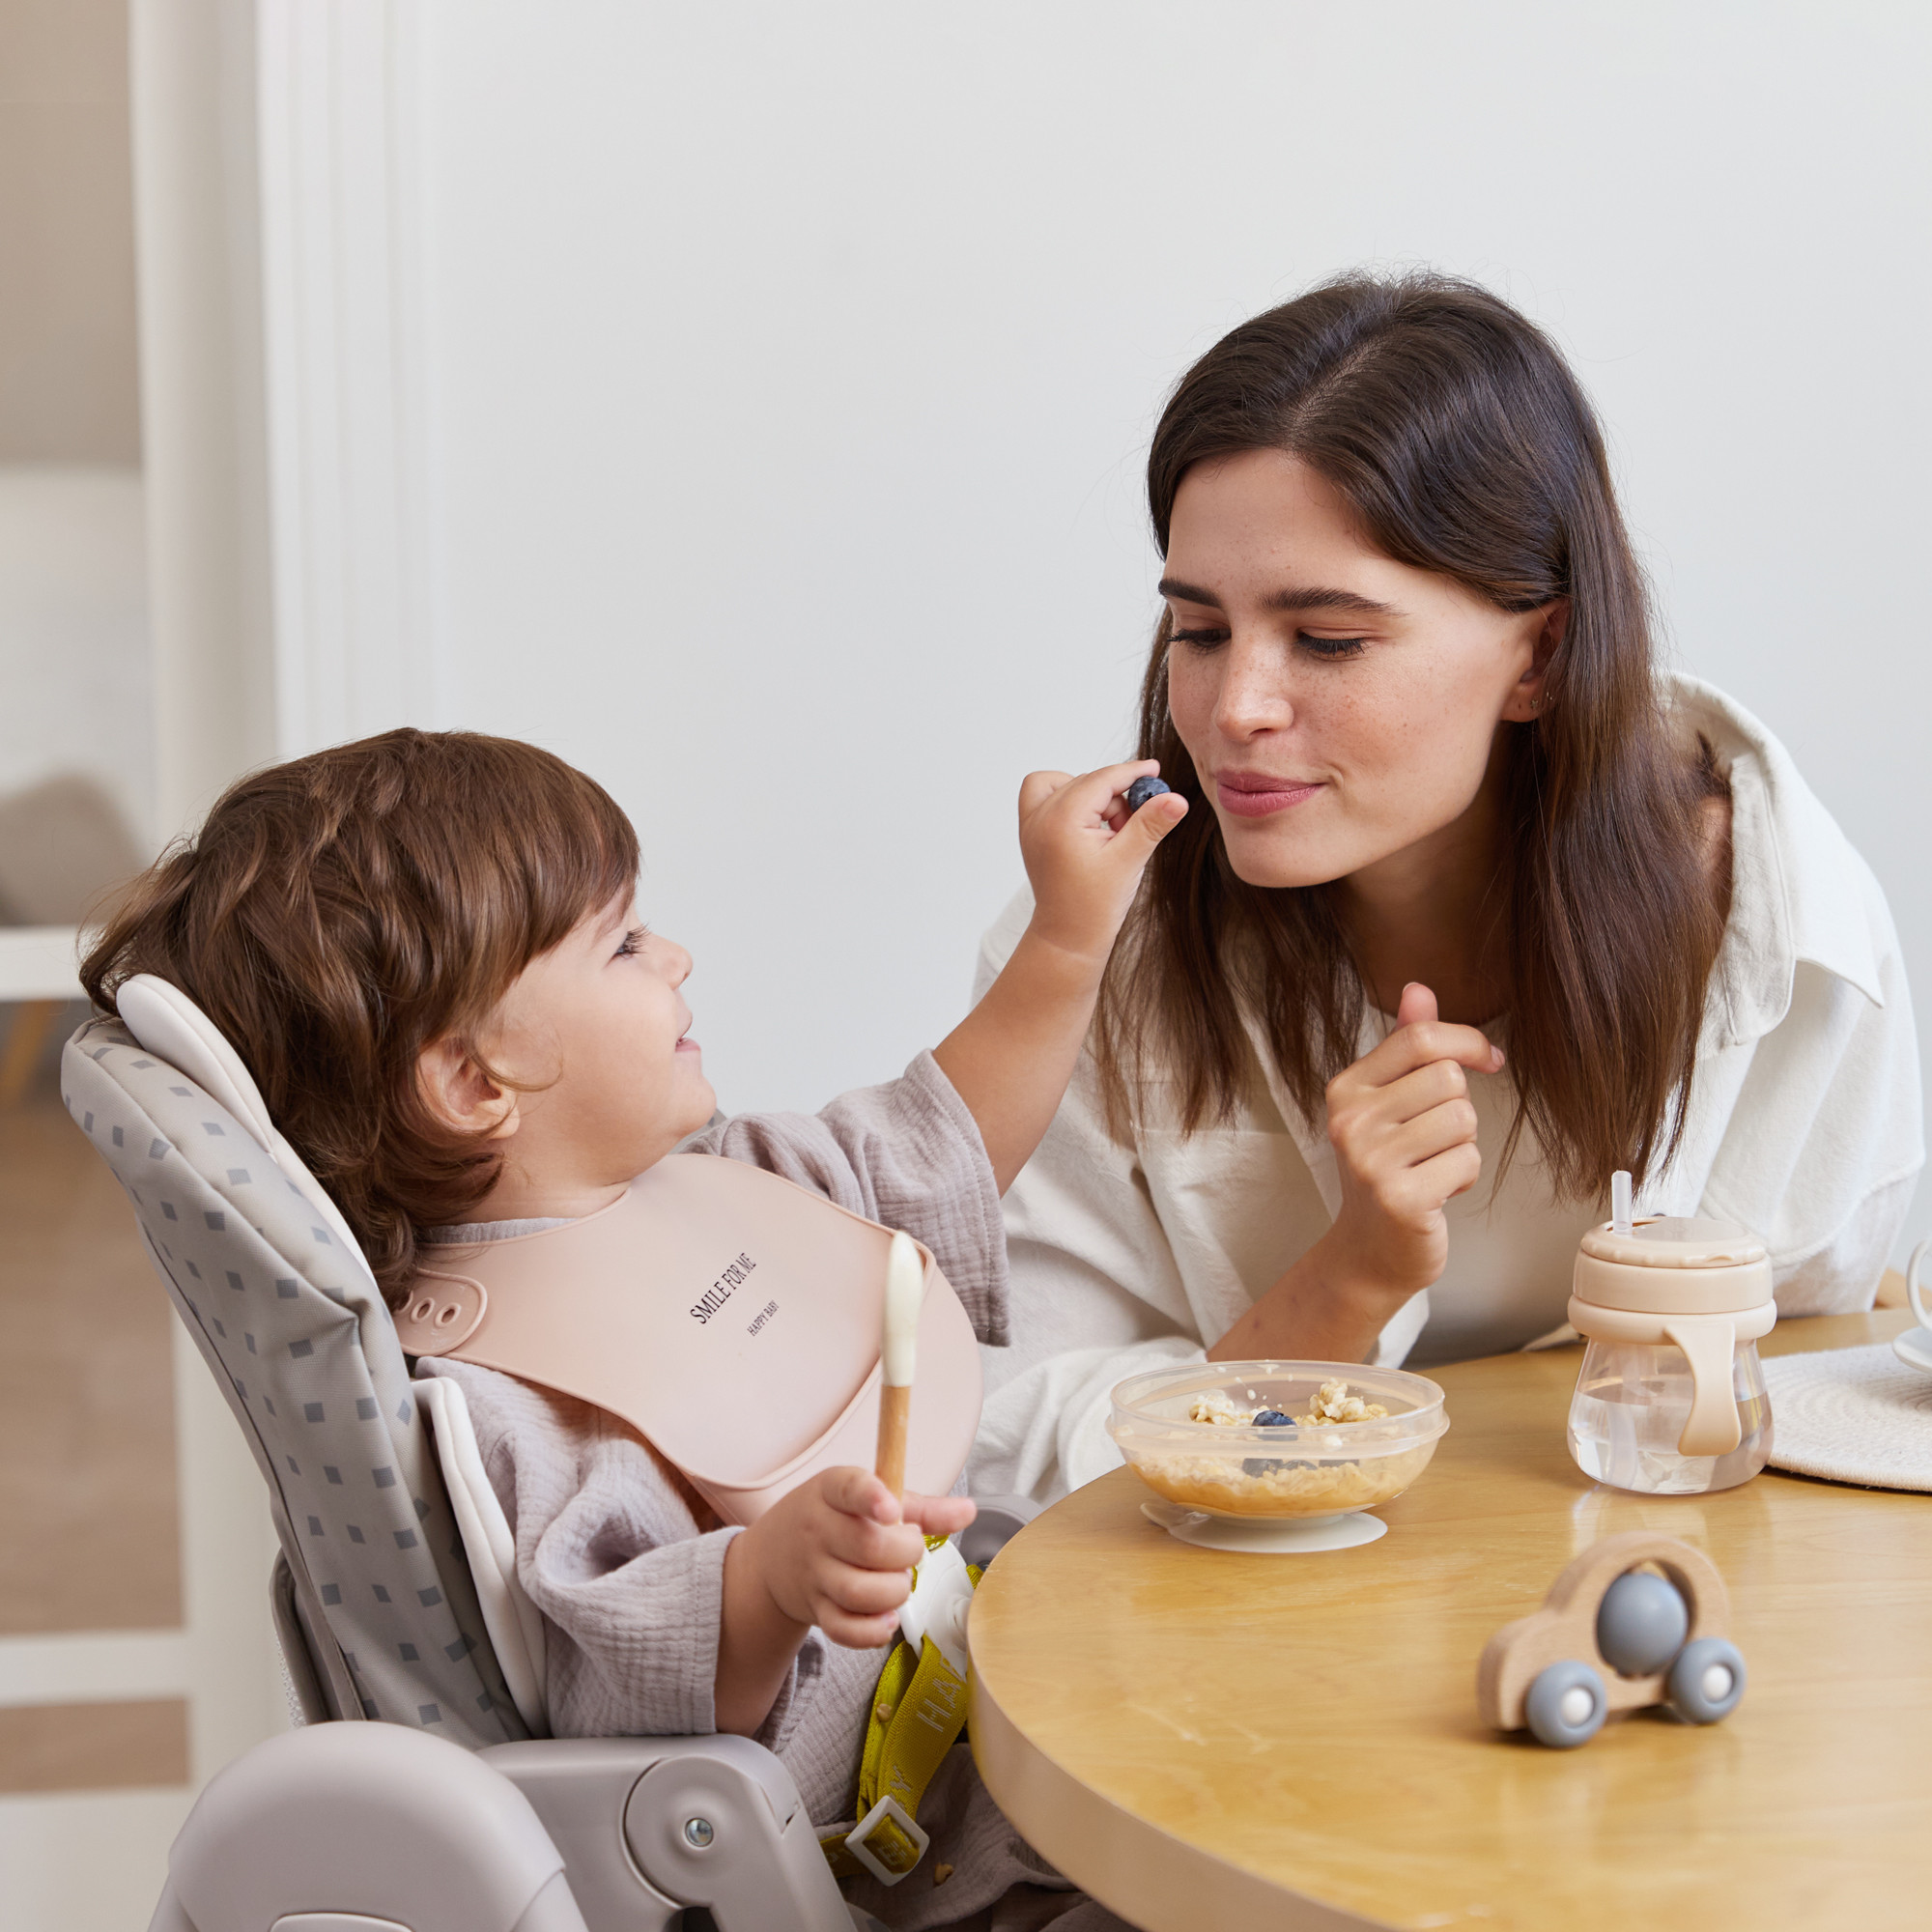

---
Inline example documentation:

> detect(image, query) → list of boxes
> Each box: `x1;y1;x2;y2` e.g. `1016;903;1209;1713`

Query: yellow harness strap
820;1545;980;1884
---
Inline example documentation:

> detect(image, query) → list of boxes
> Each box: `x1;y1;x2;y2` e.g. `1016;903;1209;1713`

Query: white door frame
0;10;447;1919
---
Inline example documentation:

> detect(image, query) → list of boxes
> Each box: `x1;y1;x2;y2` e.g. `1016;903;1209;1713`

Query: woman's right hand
1317;981;1502;1307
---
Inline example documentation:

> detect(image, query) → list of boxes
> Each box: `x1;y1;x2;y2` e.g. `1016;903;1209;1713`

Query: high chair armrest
149;1724;867;1932
483;1734;857;1932
149;1722;586;1932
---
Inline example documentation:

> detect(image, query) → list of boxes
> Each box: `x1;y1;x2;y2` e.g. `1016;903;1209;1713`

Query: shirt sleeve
682;1049;1010;1348
1699;936;1924;1315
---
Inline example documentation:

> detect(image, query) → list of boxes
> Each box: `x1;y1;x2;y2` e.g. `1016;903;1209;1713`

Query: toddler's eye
615;926;648;958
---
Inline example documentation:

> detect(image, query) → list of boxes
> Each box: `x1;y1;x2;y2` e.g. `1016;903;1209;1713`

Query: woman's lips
1215;774;1324;818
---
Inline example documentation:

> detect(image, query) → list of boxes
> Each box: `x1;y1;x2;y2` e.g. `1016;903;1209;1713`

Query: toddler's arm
933;762;1185;1191
716;1471;974;1735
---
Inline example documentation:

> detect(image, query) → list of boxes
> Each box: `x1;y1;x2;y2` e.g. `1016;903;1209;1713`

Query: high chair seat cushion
62;1014;527;1747
413;1373;549;1731
111;975;554;1733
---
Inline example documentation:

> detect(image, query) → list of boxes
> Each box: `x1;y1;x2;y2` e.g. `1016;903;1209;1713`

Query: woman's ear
416;1037;521;1142
1504;598;1569;722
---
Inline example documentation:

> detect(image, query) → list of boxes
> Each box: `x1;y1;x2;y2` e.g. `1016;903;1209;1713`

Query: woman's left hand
1208;980;1502;1364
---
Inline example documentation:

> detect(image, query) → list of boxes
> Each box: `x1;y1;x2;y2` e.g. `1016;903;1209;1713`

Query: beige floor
0;1028;185;1791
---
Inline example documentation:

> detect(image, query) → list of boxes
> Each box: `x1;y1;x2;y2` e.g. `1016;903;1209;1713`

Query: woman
970;272;1922;1504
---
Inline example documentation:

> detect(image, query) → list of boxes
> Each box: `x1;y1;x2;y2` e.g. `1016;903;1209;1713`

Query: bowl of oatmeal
1106;1361;1449;1520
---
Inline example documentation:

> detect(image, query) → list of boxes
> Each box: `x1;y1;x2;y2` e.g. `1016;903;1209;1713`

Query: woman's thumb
1396;981;1438;1028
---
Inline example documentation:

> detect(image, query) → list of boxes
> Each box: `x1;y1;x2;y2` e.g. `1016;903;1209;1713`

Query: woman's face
1162;448;1557;892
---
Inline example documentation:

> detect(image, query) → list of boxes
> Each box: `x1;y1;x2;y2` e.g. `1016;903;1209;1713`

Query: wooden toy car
1478;1531;1747;1747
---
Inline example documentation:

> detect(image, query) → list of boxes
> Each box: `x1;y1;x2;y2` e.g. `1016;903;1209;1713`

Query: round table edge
968;1634;1389;1932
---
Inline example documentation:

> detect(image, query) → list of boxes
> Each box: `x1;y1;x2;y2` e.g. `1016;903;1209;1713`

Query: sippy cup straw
875;1231;921;1498
1610;1170;1633;1237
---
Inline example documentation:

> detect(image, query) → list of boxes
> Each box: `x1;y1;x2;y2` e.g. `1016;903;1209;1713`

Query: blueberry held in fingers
1125;775;1171;812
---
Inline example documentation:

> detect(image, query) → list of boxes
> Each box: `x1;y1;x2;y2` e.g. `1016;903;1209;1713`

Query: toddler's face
483;890;717;1185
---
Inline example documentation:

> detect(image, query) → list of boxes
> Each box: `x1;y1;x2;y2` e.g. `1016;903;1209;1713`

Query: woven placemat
1761;1343;1932;1492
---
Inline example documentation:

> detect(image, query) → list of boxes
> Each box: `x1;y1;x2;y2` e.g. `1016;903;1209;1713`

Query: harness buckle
844;1793;929;1885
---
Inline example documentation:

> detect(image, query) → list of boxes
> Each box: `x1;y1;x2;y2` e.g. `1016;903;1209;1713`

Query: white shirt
968;675;1924;1505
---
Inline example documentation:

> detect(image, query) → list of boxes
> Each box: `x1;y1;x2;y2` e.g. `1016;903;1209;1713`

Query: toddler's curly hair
81;730;639;1297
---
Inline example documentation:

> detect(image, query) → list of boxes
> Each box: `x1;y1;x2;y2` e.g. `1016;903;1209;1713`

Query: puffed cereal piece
1188;1389;1249;1427
1301;1378;1389;1425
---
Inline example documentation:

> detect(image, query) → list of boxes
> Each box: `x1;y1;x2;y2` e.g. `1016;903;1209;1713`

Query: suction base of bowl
1140;1497;1389;1553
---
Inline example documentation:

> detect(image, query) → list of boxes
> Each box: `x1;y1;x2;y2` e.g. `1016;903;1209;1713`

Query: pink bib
390;1152;982;1525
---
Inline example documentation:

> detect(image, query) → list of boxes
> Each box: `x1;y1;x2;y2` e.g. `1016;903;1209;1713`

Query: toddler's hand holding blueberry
927;758;1186;1197
1017;759;1187;968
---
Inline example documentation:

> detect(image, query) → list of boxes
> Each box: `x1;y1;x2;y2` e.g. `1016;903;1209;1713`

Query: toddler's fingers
818;1465;902;1526
901;1492;977;1536
818;1505;927;1575
1017;770;1074;820
1113;785;1186;858
812;1557;916;1623
817;1605;904;1652
1030;759;1162;830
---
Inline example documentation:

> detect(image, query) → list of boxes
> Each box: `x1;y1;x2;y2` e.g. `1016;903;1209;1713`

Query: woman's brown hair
81;730;639;1295
1096;271;1728;1199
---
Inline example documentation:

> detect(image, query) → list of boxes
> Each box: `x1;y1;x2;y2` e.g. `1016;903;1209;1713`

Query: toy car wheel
1523;1660;1607;1748
1666;1636;1747;1724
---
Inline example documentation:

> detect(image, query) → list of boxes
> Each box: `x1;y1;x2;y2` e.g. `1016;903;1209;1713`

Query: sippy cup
1565;1173;1775;1495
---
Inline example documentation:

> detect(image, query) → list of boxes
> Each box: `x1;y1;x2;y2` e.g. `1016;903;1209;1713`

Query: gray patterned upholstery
62;1017;527;1749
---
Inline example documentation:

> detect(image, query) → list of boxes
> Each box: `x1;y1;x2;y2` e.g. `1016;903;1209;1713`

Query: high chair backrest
61;988;528;1751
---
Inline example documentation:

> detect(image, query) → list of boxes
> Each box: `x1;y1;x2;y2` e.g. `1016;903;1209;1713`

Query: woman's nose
1212;635;1295;741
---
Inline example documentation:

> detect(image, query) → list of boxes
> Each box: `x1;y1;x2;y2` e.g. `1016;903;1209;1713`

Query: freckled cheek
1163;651;1224;742
1351;695;1497;829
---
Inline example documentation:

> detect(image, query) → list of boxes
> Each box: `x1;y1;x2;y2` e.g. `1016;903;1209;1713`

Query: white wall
402;1;1932;1257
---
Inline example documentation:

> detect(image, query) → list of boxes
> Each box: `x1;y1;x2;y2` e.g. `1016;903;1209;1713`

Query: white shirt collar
1666;672;1885;1047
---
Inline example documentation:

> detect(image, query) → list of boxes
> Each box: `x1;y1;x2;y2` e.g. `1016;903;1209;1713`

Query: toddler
82;729;1183;1932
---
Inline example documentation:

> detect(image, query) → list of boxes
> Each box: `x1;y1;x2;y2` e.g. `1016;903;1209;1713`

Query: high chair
63;980;1029;1931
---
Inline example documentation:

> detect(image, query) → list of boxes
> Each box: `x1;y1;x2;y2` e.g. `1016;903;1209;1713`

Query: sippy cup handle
1908;1240;1932;1332
1664;1319;1743;1458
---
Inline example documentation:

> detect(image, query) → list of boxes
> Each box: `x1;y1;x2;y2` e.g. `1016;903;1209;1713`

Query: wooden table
967;1309;1931;1931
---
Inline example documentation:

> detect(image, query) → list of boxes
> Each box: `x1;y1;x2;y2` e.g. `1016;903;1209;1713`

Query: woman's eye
1170;626;1230;650
615;926;648;959
1297;633;1367;660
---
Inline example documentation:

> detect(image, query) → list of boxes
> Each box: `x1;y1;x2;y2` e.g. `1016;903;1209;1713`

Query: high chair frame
62;983;894;1932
